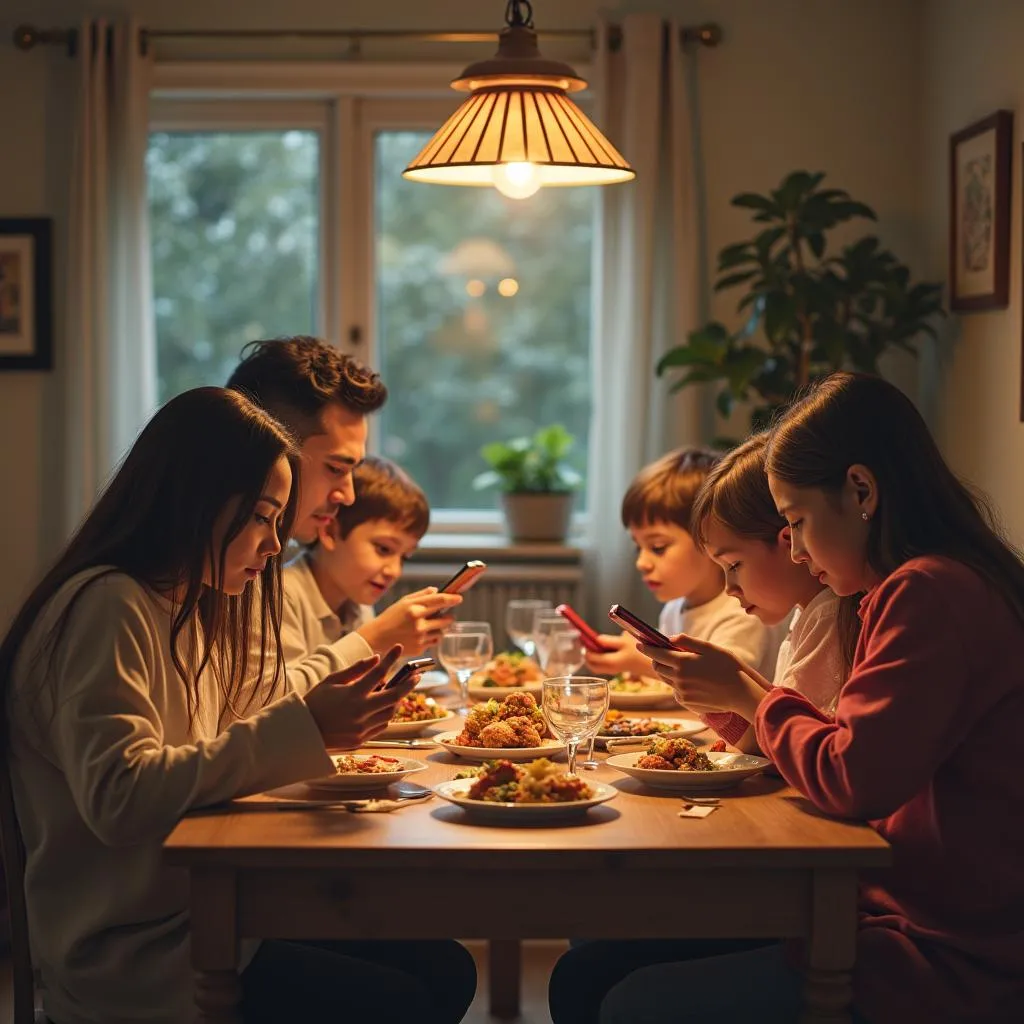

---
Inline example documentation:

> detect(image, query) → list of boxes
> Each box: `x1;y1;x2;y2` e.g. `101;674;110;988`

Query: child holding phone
640;432;861;752
585;447;785;683
282;456;462;680
0;389;475;1024
597;373;1024;1023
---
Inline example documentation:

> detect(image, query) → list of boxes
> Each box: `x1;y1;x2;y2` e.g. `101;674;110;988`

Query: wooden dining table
164;713;890;1023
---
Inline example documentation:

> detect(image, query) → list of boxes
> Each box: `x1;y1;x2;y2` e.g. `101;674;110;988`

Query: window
372;129;593;511
147;82;594;523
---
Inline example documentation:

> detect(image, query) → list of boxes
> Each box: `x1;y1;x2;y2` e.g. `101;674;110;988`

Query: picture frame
0;217;53;371
949;110;1012;312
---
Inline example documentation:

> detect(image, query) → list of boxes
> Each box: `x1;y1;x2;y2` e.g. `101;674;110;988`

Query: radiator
381;560;584;652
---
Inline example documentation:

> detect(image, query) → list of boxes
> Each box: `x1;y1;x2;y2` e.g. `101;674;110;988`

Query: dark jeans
549;938;772;1024
240;938;477;1023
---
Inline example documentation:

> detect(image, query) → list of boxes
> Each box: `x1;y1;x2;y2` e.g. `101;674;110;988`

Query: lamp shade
403;4;634;197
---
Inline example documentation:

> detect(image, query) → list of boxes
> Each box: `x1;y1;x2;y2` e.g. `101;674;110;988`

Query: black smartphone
608;604;680;650
381;656;436;691
439;560;487;595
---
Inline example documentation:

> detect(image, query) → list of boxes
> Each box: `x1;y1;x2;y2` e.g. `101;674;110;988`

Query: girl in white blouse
0;387;474;1024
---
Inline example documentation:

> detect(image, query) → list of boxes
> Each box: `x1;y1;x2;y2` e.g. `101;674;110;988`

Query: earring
861;512;870;521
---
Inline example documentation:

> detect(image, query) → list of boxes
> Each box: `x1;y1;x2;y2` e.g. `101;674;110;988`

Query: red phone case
440;560;487;595
556;604;614;654
607;604;680;650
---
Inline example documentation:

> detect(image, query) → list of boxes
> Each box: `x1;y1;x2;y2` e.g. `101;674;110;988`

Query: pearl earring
861;512;870;521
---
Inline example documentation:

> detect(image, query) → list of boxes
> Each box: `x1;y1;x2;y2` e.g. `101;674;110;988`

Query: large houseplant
473;424;581;542
657;171;945;431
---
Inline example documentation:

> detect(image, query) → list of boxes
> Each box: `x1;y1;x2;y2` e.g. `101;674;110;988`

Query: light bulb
492;162;541;199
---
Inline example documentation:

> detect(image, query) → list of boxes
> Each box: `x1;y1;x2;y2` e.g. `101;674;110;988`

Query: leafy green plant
472;424;582;494
657;171;945;431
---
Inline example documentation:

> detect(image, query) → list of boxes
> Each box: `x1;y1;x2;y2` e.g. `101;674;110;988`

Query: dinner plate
433;731;565;762
594;717;707;749
605;751;770;791
415;670;452;693
608;688;678;710
433;778;616;821
467;682;543;702
306;755;429;792
382;709;457;738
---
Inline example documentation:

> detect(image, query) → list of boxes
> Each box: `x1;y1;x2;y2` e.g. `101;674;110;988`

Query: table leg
488;938;522;1019
190;868;241;1023
801;869;857;1024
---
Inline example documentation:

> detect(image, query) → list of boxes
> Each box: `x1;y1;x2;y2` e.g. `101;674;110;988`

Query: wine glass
532;612;569;667
438;627;493;713
506;599;552;658
541;676;609;776
538;628;586;676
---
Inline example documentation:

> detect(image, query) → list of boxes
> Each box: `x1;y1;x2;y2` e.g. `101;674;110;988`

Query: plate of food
435;691;563;761
466;651;544;701
607;673;676;709
415;669;452;694
606;738;769;791
307;754;429;792
434;758;617;821
382;692;456;738
594;709;707;749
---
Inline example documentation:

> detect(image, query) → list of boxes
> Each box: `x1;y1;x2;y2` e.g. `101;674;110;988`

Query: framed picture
949;111;1012;312
0;218;53;370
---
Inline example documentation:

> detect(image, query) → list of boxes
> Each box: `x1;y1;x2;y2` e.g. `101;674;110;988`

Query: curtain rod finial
12;24;38;50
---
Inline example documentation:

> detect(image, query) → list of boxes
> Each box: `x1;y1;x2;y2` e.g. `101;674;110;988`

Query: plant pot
500;492;574;542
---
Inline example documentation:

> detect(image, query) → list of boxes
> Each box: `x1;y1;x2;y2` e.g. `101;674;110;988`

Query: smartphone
607;604;681;650
439;560;487;595
381;655;436;692
556;603;615;654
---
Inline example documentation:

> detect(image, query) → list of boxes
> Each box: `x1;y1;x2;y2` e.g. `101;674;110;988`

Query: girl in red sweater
601;372;1024;1024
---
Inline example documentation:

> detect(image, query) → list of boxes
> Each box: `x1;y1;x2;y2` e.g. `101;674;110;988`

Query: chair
0;756;43;1024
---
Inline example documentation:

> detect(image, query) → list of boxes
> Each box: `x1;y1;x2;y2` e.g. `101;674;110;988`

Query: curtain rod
12;22;723;57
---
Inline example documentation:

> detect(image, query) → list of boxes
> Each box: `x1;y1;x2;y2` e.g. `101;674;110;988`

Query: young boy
586;447;786;681
282;455;459;667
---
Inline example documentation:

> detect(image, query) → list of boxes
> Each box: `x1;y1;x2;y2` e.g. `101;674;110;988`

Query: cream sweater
8;569;335;1024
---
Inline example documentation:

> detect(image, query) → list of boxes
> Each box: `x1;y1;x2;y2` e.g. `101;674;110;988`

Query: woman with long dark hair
0;387;475;1024
598;373;1024;1023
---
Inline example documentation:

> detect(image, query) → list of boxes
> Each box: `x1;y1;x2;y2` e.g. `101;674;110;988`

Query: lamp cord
505;0;534;29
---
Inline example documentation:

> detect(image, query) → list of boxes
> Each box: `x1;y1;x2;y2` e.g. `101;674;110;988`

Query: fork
271;790;435;813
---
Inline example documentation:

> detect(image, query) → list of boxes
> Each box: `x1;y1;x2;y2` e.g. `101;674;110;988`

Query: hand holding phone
607;604;681;650
380;656;436;692
556;604;615;654
439;560;487;595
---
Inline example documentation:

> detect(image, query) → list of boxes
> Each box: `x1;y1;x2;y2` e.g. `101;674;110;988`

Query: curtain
64;19;157;536
584;12;705;624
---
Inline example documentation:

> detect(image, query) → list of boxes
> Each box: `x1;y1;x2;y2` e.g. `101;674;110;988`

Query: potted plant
657;171;945;432
473;424;581;542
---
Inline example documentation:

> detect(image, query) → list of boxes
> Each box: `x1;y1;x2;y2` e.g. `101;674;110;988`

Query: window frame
149;61;592;535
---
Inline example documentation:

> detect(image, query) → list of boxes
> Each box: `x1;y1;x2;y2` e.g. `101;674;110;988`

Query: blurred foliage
147;128;594;511
657;171;945;433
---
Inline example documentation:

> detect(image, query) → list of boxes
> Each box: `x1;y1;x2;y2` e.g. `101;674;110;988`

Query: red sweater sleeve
753;567;971;820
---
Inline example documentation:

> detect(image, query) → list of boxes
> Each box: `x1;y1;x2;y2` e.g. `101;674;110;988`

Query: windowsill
411;531;587;564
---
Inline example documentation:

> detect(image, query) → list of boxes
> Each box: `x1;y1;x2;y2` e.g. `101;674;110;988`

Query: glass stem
456;669;472;711
566;738;580;775
585;735;596;762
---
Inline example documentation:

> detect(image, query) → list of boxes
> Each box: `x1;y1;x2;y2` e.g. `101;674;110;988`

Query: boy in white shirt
586;447;785;681
283;455;458;668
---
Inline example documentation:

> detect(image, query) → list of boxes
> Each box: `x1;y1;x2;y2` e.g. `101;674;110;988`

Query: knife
363;738;438;749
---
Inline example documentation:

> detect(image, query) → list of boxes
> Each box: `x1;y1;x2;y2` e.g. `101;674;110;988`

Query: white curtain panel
64;20;157;536
584;13;705;625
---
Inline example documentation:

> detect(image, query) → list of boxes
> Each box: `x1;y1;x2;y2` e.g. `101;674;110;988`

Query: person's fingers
413;593;463;611
347;645;404;693
667;632;714;653
418;615;455;633
320;655;380;688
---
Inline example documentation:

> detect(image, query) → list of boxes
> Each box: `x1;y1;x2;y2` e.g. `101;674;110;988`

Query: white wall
0;0;927;622
920;0;1024;545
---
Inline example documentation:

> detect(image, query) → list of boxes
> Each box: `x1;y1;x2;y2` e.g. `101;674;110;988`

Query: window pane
147;130;320;403
374;131;593;511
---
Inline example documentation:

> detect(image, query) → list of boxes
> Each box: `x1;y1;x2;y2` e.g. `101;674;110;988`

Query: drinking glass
533;612;569;667
506;599;553;658
438;628;493;713
541;676;609;776
538;628;586;676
